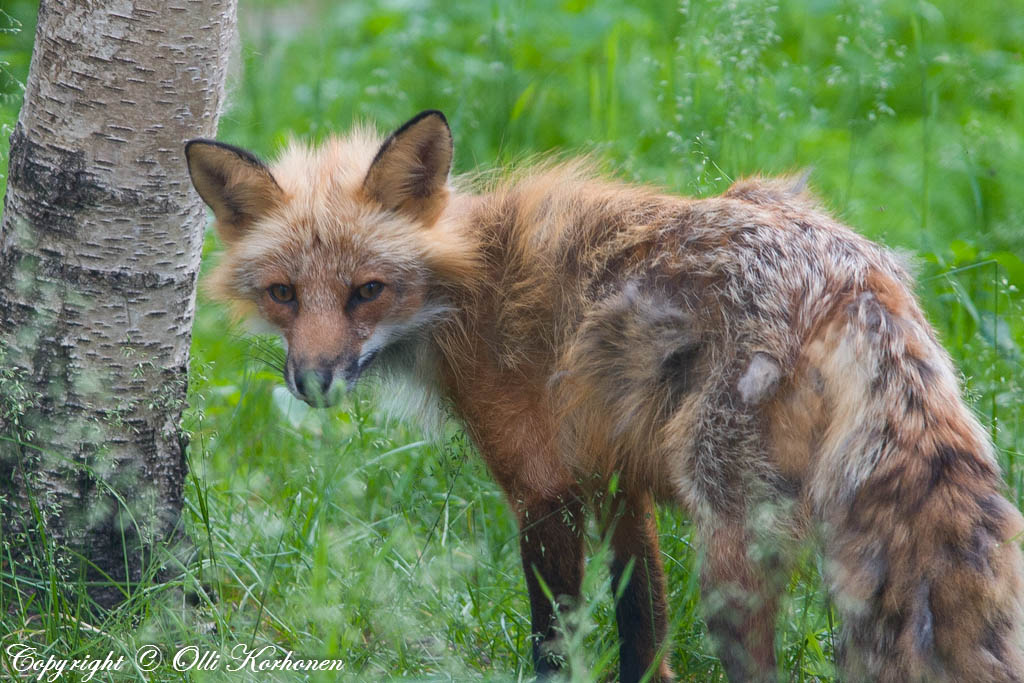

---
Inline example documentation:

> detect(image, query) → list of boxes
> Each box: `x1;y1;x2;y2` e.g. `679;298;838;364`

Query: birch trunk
0;0;236;607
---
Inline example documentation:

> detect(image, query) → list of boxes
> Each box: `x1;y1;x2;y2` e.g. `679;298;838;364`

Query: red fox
185;110;1024;682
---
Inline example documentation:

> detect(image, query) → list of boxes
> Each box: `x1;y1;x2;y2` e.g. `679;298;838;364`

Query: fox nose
294;367;334;403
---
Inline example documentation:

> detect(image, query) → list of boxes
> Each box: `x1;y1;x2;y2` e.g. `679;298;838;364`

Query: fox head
185;110;475;405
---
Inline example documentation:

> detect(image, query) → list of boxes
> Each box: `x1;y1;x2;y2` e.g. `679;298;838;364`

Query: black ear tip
420;109;448;126
184;138;215;159
182;139;271;173
392;109;450;138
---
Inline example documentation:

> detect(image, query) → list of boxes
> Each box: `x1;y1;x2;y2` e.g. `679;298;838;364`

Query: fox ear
185;139;283;243
363;110;453;226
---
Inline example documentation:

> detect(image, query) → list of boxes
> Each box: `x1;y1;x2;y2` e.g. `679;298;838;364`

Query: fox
185;110;1024;682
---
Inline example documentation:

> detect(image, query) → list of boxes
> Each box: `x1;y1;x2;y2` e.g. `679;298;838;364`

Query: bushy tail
809;290;1024;683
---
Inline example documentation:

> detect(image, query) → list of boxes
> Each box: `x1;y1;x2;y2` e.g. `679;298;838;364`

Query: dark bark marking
7;126;147;236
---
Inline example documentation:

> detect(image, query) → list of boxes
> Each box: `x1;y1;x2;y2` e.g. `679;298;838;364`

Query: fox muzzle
285;354;344;406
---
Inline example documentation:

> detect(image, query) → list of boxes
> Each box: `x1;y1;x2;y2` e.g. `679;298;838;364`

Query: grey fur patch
737;352;781;405
912;581;936;657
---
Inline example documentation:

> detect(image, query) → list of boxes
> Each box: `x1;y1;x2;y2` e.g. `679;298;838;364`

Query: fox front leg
443;366;586;676
517;491;586;676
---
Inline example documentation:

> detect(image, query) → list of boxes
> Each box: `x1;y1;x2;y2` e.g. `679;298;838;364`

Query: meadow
1;0;1023;680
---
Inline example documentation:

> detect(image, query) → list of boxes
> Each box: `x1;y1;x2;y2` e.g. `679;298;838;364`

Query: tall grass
1;0;1022;680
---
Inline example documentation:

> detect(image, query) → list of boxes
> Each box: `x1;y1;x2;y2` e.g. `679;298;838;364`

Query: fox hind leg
699;517;789;683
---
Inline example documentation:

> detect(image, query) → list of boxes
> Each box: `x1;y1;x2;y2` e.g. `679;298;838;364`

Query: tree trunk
0;0;236;607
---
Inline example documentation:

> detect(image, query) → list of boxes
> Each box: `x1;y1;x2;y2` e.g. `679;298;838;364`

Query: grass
2;0;1023;679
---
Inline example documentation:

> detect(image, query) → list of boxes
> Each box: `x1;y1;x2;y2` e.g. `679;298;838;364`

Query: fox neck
360;191;482;434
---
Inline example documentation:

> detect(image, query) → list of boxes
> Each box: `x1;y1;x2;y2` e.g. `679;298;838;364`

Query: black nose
295;367;333;402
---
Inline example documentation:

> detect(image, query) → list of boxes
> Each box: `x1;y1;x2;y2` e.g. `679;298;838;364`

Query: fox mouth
344;349;379;388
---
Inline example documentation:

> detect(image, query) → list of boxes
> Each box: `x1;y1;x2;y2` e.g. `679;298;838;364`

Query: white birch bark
0;0;237;606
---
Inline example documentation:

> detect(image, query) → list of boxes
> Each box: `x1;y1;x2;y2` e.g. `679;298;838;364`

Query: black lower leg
518;492;585;676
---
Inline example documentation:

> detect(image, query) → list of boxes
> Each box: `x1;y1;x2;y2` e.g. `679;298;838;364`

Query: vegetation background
1;0;1022;680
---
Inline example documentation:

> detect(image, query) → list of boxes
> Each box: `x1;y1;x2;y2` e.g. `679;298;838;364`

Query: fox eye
354;281;384;303
268;283;295;304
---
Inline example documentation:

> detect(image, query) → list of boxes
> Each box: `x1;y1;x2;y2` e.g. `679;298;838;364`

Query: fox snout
287;362;334;405
284;354;353;406
284;355;334;406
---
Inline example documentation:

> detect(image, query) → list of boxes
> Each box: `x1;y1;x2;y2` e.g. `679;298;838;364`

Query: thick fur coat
186;111;1024;682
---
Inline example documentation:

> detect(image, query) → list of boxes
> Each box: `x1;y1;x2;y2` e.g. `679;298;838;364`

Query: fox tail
808;289;1024;682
